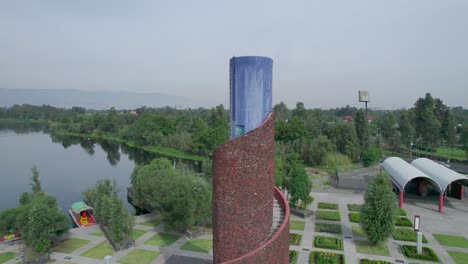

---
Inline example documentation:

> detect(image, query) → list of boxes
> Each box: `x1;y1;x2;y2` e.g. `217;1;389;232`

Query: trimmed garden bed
395;217;412;227
348;212;360;223
393;228;427;243
347;204;362;212
316;210;341;221
309;251;345;264
315;223;342;234
290;220;305;231
402;245;439;262
314;236;343;251
289;233;302;246
318;202;339;210
289;250;299;264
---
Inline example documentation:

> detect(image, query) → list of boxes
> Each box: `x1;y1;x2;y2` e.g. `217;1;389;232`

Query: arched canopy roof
411;158;468;192
382;157;442;192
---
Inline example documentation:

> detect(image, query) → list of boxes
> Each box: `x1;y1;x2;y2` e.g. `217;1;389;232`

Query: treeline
2;92;468;163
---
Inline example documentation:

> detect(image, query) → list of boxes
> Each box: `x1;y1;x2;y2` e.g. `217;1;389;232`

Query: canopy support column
439;193;444;213
460;185;465;201
399;190;404;208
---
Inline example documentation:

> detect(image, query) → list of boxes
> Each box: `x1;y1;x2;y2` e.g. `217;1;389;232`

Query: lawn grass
314;223;342;234
317;202;339;210
355;241;390;257
132;229;147;240
349;212;361;223
90;231;105;237
433;234;468;248
80;242;114;259
144;233;180;247
395;208;407;216
352;225;366;237
54;238;91;253
448;251;468;264
290;220;305;231
315;210;341;221
138;218;162;227
117;249;160;264
393;228;428;243
289;251;298;264
0;252;16;263
181;239;212;253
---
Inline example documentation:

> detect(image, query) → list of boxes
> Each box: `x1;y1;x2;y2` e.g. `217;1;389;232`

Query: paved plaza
2;189;468;263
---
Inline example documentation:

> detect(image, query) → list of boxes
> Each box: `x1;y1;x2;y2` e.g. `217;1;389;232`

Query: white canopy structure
411;158;468;192
382;157;442;192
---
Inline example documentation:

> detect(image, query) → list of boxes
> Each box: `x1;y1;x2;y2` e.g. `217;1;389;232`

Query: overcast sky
1;1;467;109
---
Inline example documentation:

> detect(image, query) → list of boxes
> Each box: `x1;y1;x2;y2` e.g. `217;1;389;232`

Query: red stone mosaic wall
212;113;275;263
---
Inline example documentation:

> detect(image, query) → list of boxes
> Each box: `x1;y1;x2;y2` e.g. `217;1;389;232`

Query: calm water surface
0;129;158;212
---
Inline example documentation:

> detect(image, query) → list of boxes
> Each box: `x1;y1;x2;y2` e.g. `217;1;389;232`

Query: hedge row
359;259;392;264
289;250;298;264
347;204;362;212
309;251;345;264
289;233;302;246
395;217;413;227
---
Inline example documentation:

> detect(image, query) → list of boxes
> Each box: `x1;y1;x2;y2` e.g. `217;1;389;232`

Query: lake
0;128;189;213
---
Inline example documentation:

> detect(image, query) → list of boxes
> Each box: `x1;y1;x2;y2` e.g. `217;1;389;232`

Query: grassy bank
53;131;206;161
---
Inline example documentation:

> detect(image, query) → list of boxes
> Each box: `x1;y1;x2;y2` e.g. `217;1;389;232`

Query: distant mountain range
0;88;213;109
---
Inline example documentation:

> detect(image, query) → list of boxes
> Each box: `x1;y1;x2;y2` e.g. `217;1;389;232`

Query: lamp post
410;137;422;160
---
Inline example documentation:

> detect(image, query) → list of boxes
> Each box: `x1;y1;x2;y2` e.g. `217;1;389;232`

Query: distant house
367;116;374;122
343;116;353;121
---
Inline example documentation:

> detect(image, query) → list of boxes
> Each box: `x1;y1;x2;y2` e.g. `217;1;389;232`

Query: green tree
286;154;311;208
413;93;441;146
0;208;19;235
398;110;415;146
273;102;290;122
309;135;334;165
463;124;468;160
362;146;381;167
355;109;370;151
30;166;42;196
361;172;396;244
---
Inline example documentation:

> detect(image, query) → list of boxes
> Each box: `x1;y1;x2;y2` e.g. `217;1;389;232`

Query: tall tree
273;102;290;122
462;124;468;160
355;109;370;151
413;93;441;146
30;166;42;196
361;172;396;244
398;110;415;146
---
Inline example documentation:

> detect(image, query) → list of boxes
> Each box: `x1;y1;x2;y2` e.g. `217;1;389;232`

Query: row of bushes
309;251;345;264
316;210;341;221
393;228;428;243
317;202;339;210
402;245;439;262
314;236;343;251
315;223;342;234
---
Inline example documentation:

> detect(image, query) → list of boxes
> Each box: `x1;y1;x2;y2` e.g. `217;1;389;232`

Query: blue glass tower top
230;56;273;139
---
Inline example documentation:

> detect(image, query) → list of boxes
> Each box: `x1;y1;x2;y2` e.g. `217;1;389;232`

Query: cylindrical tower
212;56;289;264
229;56;273;138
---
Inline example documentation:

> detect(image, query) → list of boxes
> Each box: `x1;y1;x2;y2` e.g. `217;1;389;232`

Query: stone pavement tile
51;252;102;264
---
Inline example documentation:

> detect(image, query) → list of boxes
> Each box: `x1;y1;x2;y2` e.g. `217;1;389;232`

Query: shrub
289;250;298;264
362;146;381;167
349;213;361;223
323;152;352;167
314;236;343;251
348;204;362;212
316;210;341;221
315;223;342;234
359;259;392;264
395;208;407;216
402;245;439;262
289;233;302;245
361;172;396;244
309;251;345;264
393;228;428;243
395;217;412;227
318;202;338;210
